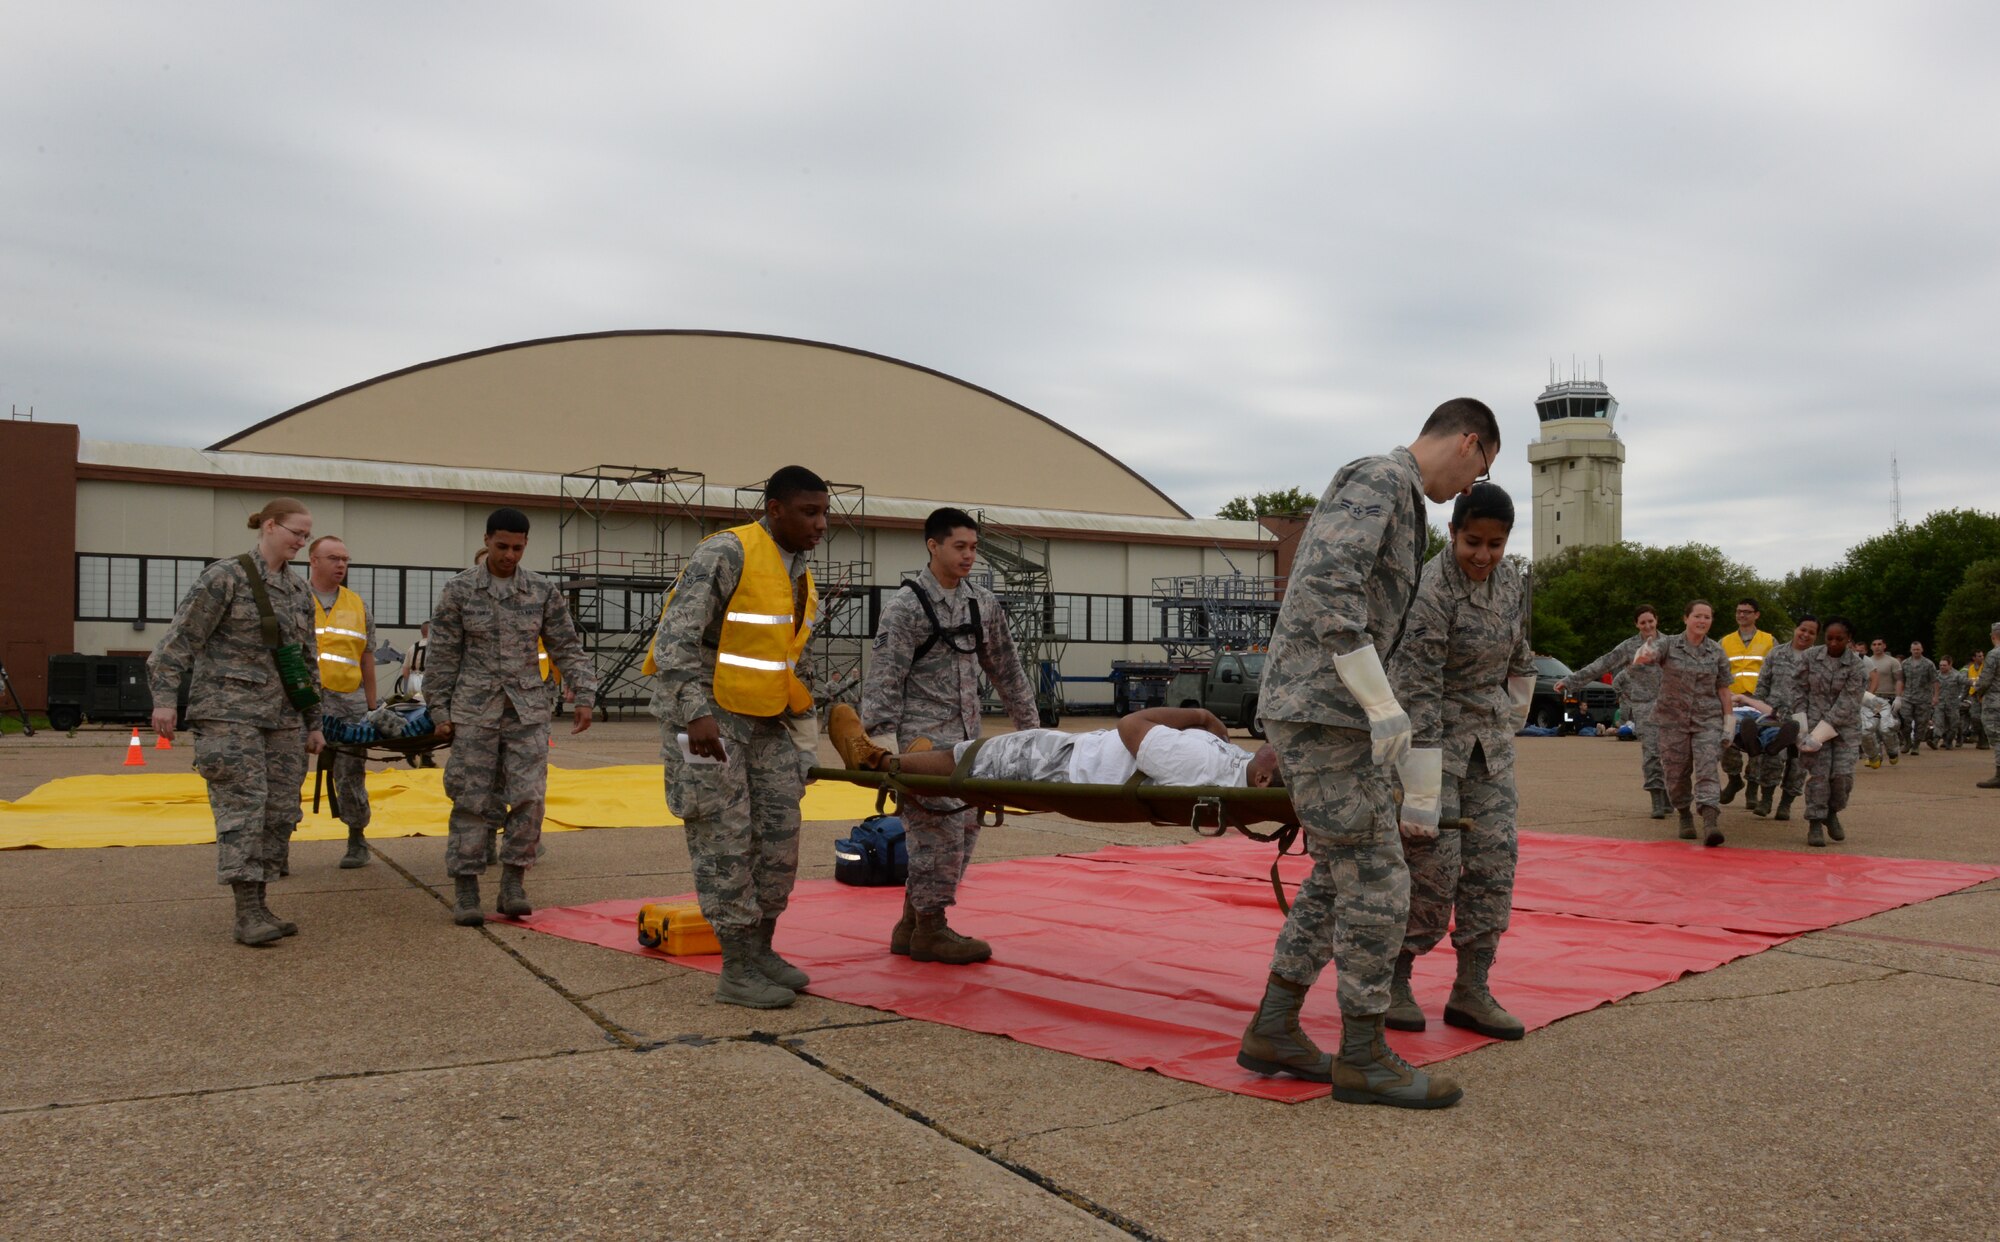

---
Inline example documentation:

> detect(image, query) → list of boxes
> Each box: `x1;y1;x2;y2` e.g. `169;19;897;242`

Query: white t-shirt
1064;726;1253;788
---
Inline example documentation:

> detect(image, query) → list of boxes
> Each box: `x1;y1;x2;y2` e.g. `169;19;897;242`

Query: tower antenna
1891;453;1902;526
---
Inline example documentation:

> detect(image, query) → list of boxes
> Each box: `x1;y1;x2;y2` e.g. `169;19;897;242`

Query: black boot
1746;782;1767;817
1237;973;1333;1082
1774;793;1796;822
1806;820;1827;847
1720;773;1744;805
1826;810;1846;842
1700;806;1725;848
497;864;532;917
1677;808;1697;840
1649;789;1670;820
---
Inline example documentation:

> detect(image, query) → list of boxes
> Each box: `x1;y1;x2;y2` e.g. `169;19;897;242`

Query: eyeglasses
277;522;311;540
1469;434;1495;483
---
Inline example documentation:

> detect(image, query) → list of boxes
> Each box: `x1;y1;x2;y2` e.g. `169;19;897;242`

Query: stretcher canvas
517;833;2000;1102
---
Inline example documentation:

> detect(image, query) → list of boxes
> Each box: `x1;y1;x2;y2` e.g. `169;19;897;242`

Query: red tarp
517;833;2000;1102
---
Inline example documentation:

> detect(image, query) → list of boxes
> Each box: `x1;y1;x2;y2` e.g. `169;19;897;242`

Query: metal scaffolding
552;466;707;716
729;480;871;708
1150;573;1285;661
975;517;1069;725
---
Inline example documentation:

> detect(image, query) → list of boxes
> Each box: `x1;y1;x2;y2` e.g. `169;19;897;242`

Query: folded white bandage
1508;675;1535;730
1396;747;1443;834
1800;719;1839;752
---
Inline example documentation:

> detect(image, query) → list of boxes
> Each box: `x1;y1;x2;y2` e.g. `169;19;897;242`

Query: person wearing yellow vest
1717;597;1775;807
647;466;827;1009
309;536;378;870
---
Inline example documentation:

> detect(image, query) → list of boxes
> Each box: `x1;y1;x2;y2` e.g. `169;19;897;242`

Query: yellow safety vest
312;586;370;694
639;522;816;715
1720;629;1774;696
538;639;560;684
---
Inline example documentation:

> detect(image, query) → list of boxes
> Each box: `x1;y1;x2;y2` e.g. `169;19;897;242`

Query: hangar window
77;554;214;622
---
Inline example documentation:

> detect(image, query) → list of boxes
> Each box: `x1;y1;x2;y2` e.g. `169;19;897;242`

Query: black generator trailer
45;654;190;732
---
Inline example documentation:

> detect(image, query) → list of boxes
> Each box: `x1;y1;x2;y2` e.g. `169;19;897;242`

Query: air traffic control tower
1527;374;1625;561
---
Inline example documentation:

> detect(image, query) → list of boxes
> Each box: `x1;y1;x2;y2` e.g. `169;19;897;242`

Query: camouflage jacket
1651;632;1734;731
1979;648;2000;711
1900;655;1939;703
148;549;320;730
426;564;594;728
1389;553;1535;777
1940;667;1970;705
1260;447;1427;729
861;568;1039;746
1792;646;1864;733
649;519;815;728
1754;640;1814;715
1567;633;1660;705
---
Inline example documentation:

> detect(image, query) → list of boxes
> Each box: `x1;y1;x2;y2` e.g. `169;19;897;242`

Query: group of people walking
152;404;1998;1116
1563;601;2000;849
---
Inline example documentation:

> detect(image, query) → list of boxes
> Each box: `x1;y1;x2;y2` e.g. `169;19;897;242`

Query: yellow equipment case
635;902;721;956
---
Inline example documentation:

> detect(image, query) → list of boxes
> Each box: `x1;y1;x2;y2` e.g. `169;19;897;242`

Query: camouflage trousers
1934;701;1963;746
1896;699;1929;751
906;726;985;912
1626;700;1664;791
323;691;371;831
1402;743;1517;961
1264;720;1409;1018
1755;745;1806;799
664;711;807;935
443;710;550;876
1858;700;1900;761
1801;736;1857;821
1659;717;1724;811
191;720;305;885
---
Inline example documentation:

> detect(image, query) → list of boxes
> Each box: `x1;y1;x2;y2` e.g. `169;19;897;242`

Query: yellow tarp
0;766;886;850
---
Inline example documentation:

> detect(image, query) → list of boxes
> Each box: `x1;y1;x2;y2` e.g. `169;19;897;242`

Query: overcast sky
7;3;1997;577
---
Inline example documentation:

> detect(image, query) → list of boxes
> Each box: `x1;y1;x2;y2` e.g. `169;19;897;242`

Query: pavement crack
993;1097;1207;1151
743;1032;1162;1240
0;1046;623;1118
1627;968;1905;1006
1772;943;2000;988
371;851;647;1051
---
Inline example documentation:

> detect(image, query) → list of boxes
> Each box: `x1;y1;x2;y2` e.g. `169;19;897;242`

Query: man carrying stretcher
830;703;1281;789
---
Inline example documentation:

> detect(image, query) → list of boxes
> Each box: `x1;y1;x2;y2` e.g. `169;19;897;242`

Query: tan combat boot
1385;951;1425;1032
338;828;370;869
714;933;797;1009
752;916;809;990
1677;808;1697;840
828;703;891;771
888;893;917;956
909;909;991;964
1332;1014;1462;1109
1443;948;1524;1040
1700;806;1725;848
1236;973;1332;1082
232;881;284;947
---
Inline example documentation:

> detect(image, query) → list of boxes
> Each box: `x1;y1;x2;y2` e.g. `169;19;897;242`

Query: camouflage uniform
1258;447;1426;1017
1899;654;1938;751
1751;640;1812;800
649;520;814;935
1389;553;1535;965
148;551;320;884
427;563;594;877
1979;646;2000;775
313;587;376;832
1790;646;1864;821
1568;634;1662;792
1860;655;1903;762
861;568;1039;912
1936;667;1969;747
1650;633;1734;812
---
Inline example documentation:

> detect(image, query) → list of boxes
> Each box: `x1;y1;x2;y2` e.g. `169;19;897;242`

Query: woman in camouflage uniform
1635;600;1735;846
148;498;327;946
1563;605;1666;818
1386;483;1538;1041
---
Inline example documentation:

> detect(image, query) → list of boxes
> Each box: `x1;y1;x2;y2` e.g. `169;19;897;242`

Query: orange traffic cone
124;728;147;766
154;732;172;750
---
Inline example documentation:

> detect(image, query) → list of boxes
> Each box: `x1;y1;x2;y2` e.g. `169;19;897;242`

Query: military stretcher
809;761;1465;913
311;735;452;819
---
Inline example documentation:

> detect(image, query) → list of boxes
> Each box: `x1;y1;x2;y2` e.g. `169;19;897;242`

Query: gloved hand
1799;719;1839;753
1862;691;1885;712
1508;675;1536;732
1396;748;1443;840
1334;645;1411;767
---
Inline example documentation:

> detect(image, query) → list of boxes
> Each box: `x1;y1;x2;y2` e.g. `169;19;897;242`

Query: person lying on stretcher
829;703;1283;788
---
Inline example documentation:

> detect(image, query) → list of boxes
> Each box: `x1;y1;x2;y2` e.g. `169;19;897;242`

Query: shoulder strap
901;579;946;661
237;554;282;648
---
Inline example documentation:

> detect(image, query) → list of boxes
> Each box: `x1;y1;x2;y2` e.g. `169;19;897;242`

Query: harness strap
901;580;984;662
236;554;283;649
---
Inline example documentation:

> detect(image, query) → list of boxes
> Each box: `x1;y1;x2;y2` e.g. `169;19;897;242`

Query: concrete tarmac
3;720;1996;1239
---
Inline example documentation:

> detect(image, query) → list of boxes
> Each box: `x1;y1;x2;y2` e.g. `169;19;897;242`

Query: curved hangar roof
213;331;1189;519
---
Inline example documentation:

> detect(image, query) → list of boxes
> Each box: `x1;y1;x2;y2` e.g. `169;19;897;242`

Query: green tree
1775;564;1835;624
1217;487;1319;520
1528;541;1786;667
1808;509;2000;651
1935;557;2000;663
1425;523;1448;563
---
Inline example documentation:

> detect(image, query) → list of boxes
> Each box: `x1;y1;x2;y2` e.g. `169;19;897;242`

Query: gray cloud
5;2;1997;577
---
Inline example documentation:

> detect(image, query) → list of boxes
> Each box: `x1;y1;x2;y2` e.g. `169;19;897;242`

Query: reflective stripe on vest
1720;630;1774;696
312;587;369;693
635;523;816;713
